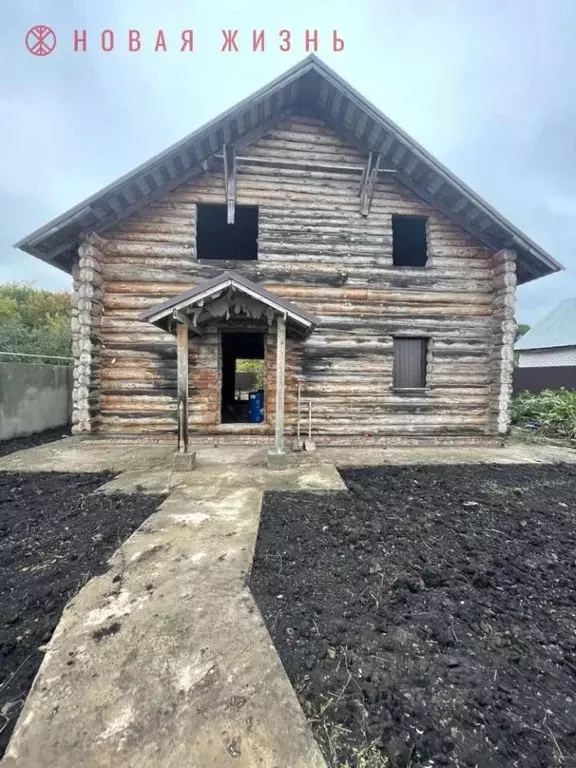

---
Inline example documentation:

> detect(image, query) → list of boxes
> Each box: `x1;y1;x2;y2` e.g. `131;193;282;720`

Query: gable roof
15;54;562;285
515;298;576;351
138;270;318;339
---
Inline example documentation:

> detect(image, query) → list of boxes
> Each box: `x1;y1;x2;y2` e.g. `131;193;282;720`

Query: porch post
274;314;286;454
176;322;189;453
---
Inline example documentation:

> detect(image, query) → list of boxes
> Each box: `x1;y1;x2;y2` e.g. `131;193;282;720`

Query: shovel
304;400;316;452
291;381;304;452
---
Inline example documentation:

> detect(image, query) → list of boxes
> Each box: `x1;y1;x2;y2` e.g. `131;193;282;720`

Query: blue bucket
248;391;264;423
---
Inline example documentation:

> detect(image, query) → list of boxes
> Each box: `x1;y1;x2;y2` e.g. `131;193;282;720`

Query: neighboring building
514;298;576;393
15;56;562;450
515;298;576;367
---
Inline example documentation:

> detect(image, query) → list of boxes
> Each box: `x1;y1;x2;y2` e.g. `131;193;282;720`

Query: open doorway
221;331;265;423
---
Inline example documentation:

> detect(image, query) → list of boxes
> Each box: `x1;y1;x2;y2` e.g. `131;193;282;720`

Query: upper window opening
392;215;428;267
196;203;258;261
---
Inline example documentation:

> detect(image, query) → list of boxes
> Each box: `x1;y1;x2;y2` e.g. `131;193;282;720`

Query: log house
16;56;562;451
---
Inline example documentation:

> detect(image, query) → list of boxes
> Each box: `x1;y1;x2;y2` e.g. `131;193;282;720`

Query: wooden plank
176;322;189;453
274;314;286;453
359;151;381;216
214;154;395;176
223;143;237;224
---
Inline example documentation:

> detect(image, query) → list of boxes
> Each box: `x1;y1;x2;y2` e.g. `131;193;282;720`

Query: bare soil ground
0;427;70;459
251;463;576;768
0;471;165;757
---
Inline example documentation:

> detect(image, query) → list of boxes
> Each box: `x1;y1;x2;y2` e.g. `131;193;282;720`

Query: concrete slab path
1;444;345;768
1;438;574;767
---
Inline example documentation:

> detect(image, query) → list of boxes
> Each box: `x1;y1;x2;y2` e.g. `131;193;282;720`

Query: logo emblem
25;25;57;56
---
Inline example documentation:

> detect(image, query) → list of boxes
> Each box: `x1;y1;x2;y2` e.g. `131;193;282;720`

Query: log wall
71;234;104;433
489;249;516;434
84;115;512;444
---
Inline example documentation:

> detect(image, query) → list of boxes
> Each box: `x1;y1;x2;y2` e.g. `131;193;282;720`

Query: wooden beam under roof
171;310;201;334
317;106;502;251
358;151;381;216
223;143;237;224
377;133;396;157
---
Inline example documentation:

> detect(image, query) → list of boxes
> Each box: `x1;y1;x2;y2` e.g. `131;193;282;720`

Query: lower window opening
393;337;428;389
221;332;265;423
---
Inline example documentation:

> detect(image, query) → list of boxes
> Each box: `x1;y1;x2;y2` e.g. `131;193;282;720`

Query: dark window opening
393;337;428;389
221;332;265;423
196;203;258;261
392;215;428;267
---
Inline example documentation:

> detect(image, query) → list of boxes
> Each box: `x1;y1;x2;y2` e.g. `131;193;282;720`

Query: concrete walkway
1;442;344;768
1;438;575;767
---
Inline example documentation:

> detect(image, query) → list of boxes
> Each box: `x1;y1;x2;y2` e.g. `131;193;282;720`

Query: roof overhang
15;54;563;285
138;270;318;340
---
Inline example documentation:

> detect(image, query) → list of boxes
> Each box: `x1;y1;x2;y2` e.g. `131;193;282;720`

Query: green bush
236;358;266;390
511;389;576;440
0;283;71;364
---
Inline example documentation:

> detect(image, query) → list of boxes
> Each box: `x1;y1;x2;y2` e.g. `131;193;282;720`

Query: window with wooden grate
392;215;428;267
393;337;428;389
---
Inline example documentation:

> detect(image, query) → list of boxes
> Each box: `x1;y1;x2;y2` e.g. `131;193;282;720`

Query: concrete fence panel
0;363;72;441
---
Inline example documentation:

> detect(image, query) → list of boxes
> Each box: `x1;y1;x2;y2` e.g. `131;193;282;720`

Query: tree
236;358;266;390
0;283;71;364
515;323;530;341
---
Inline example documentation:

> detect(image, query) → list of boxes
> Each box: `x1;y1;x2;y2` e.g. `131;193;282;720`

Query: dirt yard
0;427;70;459
251;463;576;768
0;471;165;757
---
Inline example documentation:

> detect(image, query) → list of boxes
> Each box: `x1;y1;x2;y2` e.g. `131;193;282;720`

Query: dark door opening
221;332;265;423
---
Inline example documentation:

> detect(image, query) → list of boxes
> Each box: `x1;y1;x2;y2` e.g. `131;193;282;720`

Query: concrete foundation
172;451;196;471
266;450;289;470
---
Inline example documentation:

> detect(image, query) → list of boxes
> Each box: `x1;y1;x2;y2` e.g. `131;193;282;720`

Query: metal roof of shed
515;298;576;351
15;54;562;285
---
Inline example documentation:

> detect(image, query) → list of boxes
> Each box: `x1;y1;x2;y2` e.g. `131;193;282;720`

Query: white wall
517;346;576;368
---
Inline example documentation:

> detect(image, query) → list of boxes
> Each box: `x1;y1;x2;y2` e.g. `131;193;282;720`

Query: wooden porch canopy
138;271;318;455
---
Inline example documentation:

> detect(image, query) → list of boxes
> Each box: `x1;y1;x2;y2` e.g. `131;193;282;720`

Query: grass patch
511;388;576;440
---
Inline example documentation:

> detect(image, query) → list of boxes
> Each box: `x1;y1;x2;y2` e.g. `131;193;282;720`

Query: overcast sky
1;0;574;324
